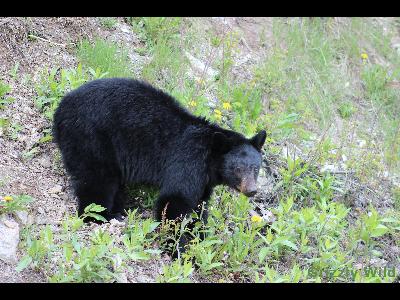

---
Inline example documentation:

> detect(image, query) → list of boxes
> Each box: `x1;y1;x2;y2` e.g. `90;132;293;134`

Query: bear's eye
234;166;242;173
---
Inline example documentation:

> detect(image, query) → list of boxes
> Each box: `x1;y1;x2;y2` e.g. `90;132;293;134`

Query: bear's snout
239;178;257;197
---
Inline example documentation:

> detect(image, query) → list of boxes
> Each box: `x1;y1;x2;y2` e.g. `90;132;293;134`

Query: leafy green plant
338;102;355;119
10;62;20;80
35;63;108;120
0;80;14;110
123;209;161;260
157;259;194;283
17;204;162;282
0;194;34;215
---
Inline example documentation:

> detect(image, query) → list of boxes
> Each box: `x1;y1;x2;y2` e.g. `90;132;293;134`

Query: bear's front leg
155;193;205;258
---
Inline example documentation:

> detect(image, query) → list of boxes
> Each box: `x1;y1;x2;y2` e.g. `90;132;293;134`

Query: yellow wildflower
361;53;368;60
251;215;263;223
3;196;13;202
214;109;222;121
196;78;205;86
222;102;232;110
188;100;197;107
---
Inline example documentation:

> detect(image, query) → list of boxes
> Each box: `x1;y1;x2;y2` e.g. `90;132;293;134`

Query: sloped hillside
0;17;399;283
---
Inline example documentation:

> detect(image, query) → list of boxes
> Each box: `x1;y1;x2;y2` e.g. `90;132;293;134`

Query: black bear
53;78;266;251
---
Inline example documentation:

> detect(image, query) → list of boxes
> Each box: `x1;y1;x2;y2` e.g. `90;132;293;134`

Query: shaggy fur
53;78;266;250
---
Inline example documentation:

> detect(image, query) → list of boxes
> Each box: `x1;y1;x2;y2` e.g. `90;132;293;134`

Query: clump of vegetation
338;102;356;119
0;80;14;110
17;205;161;282
98;17;117;30
134;17;188;92
77;38;133;78
130;17;182;47
0;194;33;215
35;63;108;121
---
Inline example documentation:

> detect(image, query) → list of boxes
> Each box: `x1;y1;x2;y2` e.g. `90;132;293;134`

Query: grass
132;17;189;92
0;80;14;110
77;38;133;78
98;17;117;30
12;17;400;283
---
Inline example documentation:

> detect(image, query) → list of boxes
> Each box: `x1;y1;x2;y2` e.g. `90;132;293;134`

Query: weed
0;80;14;110
98;17;117;29
157;259;194;283
0;194;34;215
35;63;108;120
10;62;20;81
338;102;355;119
131;17;182;47
77;38;132;78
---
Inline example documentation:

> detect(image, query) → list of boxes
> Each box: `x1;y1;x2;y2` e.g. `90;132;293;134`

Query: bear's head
212;130;266;197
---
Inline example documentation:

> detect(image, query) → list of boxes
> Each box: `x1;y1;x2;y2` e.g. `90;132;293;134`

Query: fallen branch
27;34;70;47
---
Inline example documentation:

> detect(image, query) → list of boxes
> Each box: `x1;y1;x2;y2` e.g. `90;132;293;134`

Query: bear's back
54;78;207;138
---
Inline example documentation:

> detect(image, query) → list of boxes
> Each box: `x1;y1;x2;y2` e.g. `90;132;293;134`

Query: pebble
0;215;20;264
48;185;63;194
13;210;29;226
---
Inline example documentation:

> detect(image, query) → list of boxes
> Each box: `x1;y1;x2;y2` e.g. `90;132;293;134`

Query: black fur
53;78;266;250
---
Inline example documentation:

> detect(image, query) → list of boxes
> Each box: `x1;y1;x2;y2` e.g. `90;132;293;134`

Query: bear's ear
211;132;231;155
250;130;267;151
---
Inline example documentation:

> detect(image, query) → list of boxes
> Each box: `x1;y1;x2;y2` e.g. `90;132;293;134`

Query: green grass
98;17;117;30
130;17;182;47
0;80;14;110
77;38;133;78
337;102;356;119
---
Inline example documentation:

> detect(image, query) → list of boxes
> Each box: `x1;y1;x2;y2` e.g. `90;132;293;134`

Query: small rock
13;210;28;226
354;263;363;270
120;24;131;34
48;185;63;194
59;193;69;202
184;51;218;80
110;218;125;227
370;258;387;267
390;246;400;255
358;140;367;148
38;157;51;168
115;272;128;283
321;164;337;173
0;215;20;264
262;210;276;224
